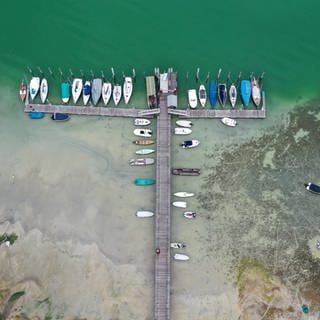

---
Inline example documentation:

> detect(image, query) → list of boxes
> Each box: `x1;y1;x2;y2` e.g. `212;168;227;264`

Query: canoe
135;118;151;126
133;140;155;145
172;201;187;208
198;84;207;107
135;149;155;155
51;113;70;122
174;192;194;198
229;84;237;108
174;128;192;135
29;112;44;119
61;82;71;103
174;253;189;261
29;77;40;101
83;81;91;105
221;117;237;127
170;243;186;249
209;80;216;108
176;120;192;128
241;80;251;107
133;128;152;138
251;77;261;107
218;84;227;107
113;85;122;106
129;158;155;166
123;76;133;104
19;82;27;101
188;89;197;109
40;78;48;103
134;179;156;186
102;82;112;105
304;182;320;195
136;211;154;218
91;78;102;105
184;211;196;219
72;78;83;104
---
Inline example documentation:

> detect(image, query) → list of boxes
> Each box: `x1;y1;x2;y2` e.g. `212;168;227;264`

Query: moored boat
172;168;200;176
29;112;44;119
19;81;27;102
170;243;186;249
174;192;194;198
188;89;198;109
241;80;251;107
218;83;227;107
123;76;133;104
40;78;48;103
113;84;122;106
61;82;71;103
102;82;112;106
209;80;217;108
229;84;237;108
133;128;152;138
251;77;261;107
134;179;156;186
29;77;40;101
129;158;155;166
180;140;200;149
174;253;189;261
72;78;83;104
176;120;192;128
172;201;187;208
304;182;320;195
135;149;155;155
51;113;70;122
83;81;91;105
174;128;192;135
91;78;102;105
198;84;207;107
136;211;154;218
134;118;151;126
133;140;155;145
221;117;237;127
184;211;196;219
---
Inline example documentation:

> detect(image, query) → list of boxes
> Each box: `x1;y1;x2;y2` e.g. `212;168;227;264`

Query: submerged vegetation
0;233;18;246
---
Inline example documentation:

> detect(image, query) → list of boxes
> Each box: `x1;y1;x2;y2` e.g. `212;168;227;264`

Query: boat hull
135;118;151;126
134;179;156;186
251;77;261;107
133;140;155;145
174;128;192;135
188;89;198;109
176;120;192;128
180;139;200;149
51;113;70;122
172;168;200;176
72;78;83;104
83;81;91;105
123;77;133;104
198;84;207;107
133;129;152;138
174;253;189;261
305;182;320;195
19;84;27;101
135;149;155;155
170;243;186;249
29;77;40;101
221;117;237;127
61;82;70;104
129;158;155;166
174;192;194;198
40;78;48;103
172;201;187;208
183;211;196;219
29;112;44;119
102;82;112;105
113;85;122;106
209;80;216;108
91;78;102;105
229;84;237;108
241;80;251;107
136;211;154;218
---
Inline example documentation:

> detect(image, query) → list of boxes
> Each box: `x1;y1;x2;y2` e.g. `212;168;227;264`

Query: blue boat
218;84;227;107
209;80;216;108
51;113;70;122
29;112;44;119
61;82;71;104
240;80;251;107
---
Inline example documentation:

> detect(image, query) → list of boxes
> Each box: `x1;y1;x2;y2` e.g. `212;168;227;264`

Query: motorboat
198;84;207;107
174;192;194;198
29;112;44;119
180;140;200;149
241;80;251;107
91;78;102;105
29;77;40;101
172;201;187;208
184;211;196;219
133;140;155;145
134;179;156;186
133;128;152;137
72;78;83;104
40;78;48;103
102;82;112;105
304;182;320;195
221;117;237;127
209;80;217;108
123;76;133;104
170;243;186;249
188;89;198;109
176;120;192;128
83;81;91;105
174;128;192;135
113;84;122;106
218;83;227;107
229;84;237;108
129;158;155;166
174;253;189;261
19;81;27;101
172;168;200;176
51;113;70;122
136;211;154;218
251;77;261;107
135;118;151;126
61;82;71;103
135;149;155;155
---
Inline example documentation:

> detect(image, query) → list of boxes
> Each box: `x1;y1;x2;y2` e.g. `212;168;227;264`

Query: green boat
134;179;156;186
61;82;71;103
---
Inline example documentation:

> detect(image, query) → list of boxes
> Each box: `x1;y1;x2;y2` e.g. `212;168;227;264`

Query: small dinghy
188;89;198;109
136;211;154;218
135;118;151;126
198;84;207;107
129;158;155;166
170;243;186;249
174;192;194;198
72;78;83;104
174;128;192;135
29;112;44;119
174;253;190;261
172;201;187;208
184;211;196;219
221;117;237;127
51;113;70;122
40;78;48;103
304;182;320;195
83;81;91;105
19;81;27;101
133;128;152;138
180;140;200;149
176;120;192;128
113;84;122;106
135;149;155;155
133;140;155;145
102;82;112;105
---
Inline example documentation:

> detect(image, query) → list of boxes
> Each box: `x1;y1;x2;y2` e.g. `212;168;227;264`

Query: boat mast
205;71;210;83
196;67;200;83
111;67;115;84
132;68;136;82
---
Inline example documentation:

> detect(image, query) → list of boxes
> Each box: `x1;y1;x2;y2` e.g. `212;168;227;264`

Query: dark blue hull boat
51;113;70;122
209;80;216;108
29;112;44;119
218;84;227;107
305;182;320;194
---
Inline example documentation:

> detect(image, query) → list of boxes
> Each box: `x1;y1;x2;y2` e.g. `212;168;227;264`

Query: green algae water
1;0;320;104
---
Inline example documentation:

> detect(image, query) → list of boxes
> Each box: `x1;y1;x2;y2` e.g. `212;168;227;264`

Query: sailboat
61;82;71;103
188;89;198;109
29;77;40;101
123;76;133;104
217;69;227;107
113;85;122;106
240;80;251;108
40;78;48;103
209;80;216;108
198;84;207;107
19;81;27;102
251;76;261;107
83;81;91;105
102;82;112;105
229;84;237;108
91;78;102;105
72;78;83;104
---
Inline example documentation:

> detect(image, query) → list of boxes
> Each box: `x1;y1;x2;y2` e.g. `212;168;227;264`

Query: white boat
129;158;155;166
176;120;193;128
174;128;192;135
172;201;187;208
83;81;91;105
29;77;40;101
198;84;207;107
184;211;196;219
135;149;155;155
123;76;133;104
174;192;194;198
133;128;152;138
188;89;198;109
229;84;237;108
113;84;122;106
91;78;102;105
40;78;48;103
180;140;200;149
135;118;151;126
251;77;261;107
174;253;190;261
72;78;83;104
136;211;154;218
221;117;237;127
102;82;112;105
170;243;186;249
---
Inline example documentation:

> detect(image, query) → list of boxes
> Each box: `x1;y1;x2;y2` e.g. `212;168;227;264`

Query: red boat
19;82;27;101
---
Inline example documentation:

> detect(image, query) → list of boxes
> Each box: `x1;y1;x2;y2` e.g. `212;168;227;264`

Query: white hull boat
92;78;102;105
170;243;186;249
176;120;193;128
174;128;192;135
198;84;207;107
113;85;122;106
174;253;190;261
188;89;198;109
221;117;237;127
83;81;91;105
72;78;83;104
136;211;154;218
40;78;48;103
251;77;261;107
174;192;194;198
123;76;133;104
129;158;155;166
229;84;237;108
184;211;196;219
29;77;40;101
135;149;155;155
134;128;152;137
102;82;112;105
180;139;200;149
172;201;187;208
135;118;151;126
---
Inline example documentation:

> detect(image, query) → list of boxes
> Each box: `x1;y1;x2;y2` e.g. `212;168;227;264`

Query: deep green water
1;0;320;105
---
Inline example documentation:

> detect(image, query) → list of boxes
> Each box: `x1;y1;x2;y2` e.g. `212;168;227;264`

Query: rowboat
172;201;187;208
174;192;194;198
136;211;154;218
218;83;227;107
129;158;155;166
133;128;152;138
29;112;44;119
174;253;189;261
135;149;155;155
180;140;200;149
241;80;251;107
102;82;112;105
91;78;102;105
176;120;192;128
29;77;40;101
209;80;217;108
184;211;196;219
170;243;186;249
133;140;155;145
229;84;237;108
304;182;320;195
221;117;237;127
174;128;192;135
251;77;261;107
123;76;133;104
71;78;83;104
134;118;151;126
134;179;156;186
113;85;122;106
40;78;48;103
198;84;207;107
188;89;198;109
172;168;200;176
61;82;71;103
19;81;27;101
51;113;70;122
83;81;91;105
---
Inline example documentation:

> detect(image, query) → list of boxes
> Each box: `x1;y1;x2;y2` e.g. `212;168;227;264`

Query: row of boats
21;76;134;106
